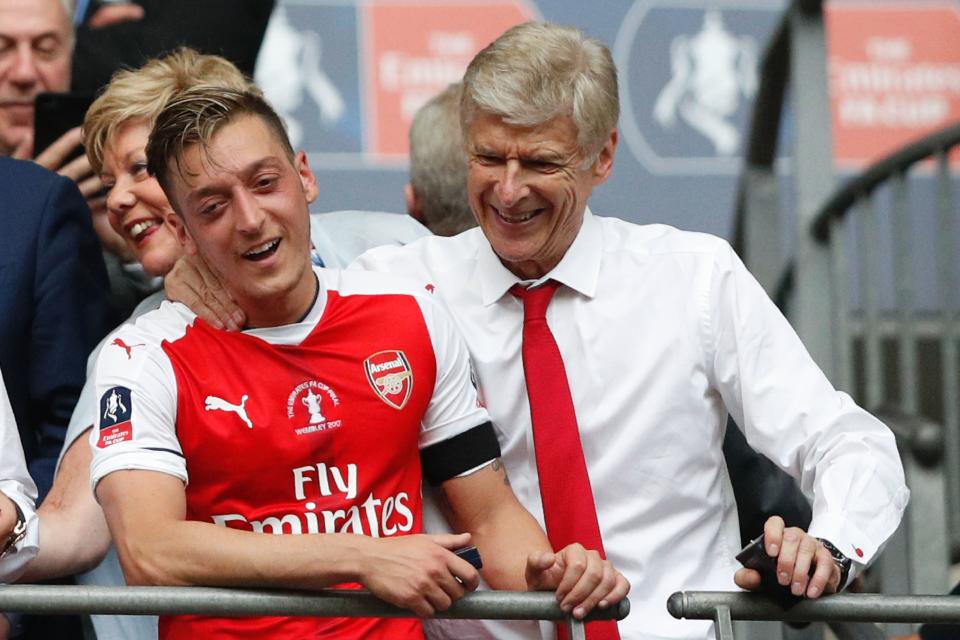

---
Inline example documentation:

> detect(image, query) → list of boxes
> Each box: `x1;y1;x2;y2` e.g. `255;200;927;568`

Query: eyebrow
185;157;284;203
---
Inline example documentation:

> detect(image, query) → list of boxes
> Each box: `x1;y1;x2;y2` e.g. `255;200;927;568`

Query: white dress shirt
0;370;39;583
352;210;909;640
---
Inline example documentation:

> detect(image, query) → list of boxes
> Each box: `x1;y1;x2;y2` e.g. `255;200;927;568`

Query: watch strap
0;500;27;559
817;537;852;589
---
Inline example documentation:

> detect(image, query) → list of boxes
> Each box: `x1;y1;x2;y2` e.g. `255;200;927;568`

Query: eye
199;200;225;217
253;175;278;191
33;36;63;59
131;161;148;178
473;153;502;166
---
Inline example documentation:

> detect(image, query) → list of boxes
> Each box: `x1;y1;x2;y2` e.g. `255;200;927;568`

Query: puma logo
204;394;253;429
112;338;145;359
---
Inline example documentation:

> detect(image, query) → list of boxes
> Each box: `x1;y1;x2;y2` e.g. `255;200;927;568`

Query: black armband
420;421;501;486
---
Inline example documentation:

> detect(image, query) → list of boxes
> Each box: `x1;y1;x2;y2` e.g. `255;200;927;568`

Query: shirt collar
478;207;601;306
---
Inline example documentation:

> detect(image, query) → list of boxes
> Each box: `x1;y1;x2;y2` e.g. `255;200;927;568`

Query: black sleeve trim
421;421;501;486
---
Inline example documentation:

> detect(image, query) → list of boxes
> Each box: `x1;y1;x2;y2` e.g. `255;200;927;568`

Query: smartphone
454;545;483;570
33;92;94;161
736;534;778;580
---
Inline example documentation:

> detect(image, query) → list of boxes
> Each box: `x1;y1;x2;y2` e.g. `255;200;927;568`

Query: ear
404;183;426;225
295;150;319;204
165;212;198;256
590;129;618;186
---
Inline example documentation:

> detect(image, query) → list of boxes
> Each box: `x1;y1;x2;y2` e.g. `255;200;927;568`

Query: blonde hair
83;47;258;174
461;21;619;164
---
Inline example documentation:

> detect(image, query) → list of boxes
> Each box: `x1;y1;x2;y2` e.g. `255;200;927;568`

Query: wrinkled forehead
467;111;582;155
0;0;73;41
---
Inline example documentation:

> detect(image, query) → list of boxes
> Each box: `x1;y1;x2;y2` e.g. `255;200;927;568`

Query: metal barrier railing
668;591;960;640
0;586;629;640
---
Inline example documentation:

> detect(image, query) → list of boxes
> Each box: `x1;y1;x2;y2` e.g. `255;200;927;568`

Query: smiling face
466;112;616;280
0;0;72;154
164;114;319;328
101;120;182;277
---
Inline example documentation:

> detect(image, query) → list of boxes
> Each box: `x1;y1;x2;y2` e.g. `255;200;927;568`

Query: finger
565;561;615;619
11;133;33;160
789;535;818;596
776;527;803;587
88;2;145;28
34;127;83;171
806;544;839;598
734;567;762;591
190;255;244;330
430;532;472;551
597;573;630;609
76;173;103;199
554;547;590;608
59;153;94;183
763;515;785;556
200;289;240;332
447;555;479;592
422;580;455;613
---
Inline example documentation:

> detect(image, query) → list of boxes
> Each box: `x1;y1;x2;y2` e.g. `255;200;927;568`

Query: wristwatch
817;538;852;589
0;501;27;559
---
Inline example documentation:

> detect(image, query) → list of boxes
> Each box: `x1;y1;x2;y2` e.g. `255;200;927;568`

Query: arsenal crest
364;350;413;410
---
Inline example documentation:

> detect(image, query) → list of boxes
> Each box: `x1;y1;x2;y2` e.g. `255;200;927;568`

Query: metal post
567;618;586;640
935;150;960;557
856;194;883;410
714;604;736;640
787;0;837;379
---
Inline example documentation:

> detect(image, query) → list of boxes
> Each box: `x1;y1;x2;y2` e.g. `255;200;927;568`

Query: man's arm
437;460;629;619
0;372;39;583
96;469;480;616
19;432;110;581
29;173;113;496
706;241;908;596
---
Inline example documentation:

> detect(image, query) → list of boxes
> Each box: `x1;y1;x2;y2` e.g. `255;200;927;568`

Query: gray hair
461;21;619;163
408;83;475;236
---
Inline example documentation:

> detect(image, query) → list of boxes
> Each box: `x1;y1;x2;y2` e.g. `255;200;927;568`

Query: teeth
495;207;539;223
244;239;280;257
129;220;158;241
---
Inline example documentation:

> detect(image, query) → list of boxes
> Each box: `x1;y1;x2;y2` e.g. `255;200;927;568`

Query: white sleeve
0;370;38;582
414;295;491;449
89;327;188;492
706;241;909;573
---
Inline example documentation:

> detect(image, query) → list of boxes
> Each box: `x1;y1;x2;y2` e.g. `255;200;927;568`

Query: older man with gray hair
352;21;909;640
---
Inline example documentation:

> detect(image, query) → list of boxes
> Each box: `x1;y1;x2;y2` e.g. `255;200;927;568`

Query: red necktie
512;281;620;640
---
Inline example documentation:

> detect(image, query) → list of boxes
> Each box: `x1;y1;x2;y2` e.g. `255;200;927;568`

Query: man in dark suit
0;157;113;502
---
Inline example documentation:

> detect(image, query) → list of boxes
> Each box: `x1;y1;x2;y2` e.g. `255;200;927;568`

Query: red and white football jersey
91;267;490;640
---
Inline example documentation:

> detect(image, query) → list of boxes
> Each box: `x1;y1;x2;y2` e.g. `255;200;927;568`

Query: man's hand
525;543;629;619
357;532;479;617
165;254;245;331
87;1;145;28
734;516;841;598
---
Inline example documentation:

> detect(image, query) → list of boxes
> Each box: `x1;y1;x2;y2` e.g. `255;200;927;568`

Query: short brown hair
146;86;294;196
83;47;257;175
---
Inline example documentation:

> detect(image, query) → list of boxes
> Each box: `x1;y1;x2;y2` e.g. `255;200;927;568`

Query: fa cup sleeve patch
98;386;134;448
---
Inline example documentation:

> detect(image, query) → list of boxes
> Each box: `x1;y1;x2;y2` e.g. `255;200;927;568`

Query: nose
233;188;265;234
8;45;40;88
105;179;136;231
494;159;530;207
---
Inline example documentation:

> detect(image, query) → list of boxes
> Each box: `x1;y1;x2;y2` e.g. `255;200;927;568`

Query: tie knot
511;280;560;321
